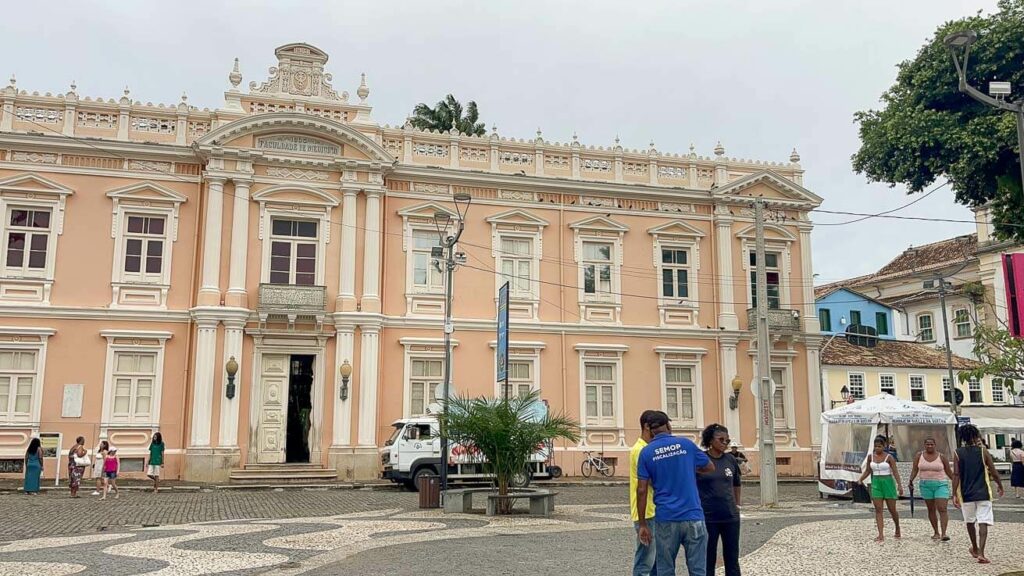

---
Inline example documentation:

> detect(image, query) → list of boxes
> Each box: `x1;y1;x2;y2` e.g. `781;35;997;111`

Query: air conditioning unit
923;279;936;289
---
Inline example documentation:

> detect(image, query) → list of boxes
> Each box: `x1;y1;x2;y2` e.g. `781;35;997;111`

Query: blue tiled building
814;286;895;339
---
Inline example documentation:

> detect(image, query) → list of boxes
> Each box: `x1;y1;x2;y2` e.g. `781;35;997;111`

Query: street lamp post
435;192;472;497
944;30;1024;203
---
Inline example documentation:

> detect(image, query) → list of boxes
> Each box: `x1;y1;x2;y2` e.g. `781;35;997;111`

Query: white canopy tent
960;406;1024;435
820;394;956;489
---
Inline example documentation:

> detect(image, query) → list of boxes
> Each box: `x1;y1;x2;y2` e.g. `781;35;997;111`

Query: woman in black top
698;423;742;576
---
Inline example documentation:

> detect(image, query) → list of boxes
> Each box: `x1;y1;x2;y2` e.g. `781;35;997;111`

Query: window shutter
1005;253;1024;338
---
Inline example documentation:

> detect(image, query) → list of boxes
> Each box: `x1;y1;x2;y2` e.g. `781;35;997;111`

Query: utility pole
754;198;778;506
435;193;471;497
936;279;961;417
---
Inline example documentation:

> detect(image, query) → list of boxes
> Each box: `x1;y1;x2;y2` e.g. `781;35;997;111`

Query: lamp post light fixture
840;385;850;403
339;359;353;401
436;191;472;497
729;376;743;410
225;356;239;400
944;29;1024;203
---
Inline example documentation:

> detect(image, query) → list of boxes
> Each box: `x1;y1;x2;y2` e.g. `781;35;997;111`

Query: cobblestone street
0;483;1021;575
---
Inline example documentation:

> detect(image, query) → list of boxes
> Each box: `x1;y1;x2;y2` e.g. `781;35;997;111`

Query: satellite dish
749;377;777;398
426;402;443;415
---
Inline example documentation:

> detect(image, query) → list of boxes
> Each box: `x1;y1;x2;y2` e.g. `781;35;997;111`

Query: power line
812;182;948;226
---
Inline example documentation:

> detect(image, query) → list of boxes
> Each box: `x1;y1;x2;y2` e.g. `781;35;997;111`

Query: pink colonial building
0;43;825;482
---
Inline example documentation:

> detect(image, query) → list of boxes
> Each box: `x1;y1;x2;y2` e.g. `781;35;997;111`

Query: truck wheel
548;465;563;479
511;467;531;488
410;466;437;492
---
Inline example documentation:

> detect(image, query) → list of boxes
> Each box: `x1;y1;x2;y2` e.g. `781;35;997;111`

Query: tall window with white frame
411;230;444;293
992;380;1005;403
269;218;317;285
749;251;781;309
111;351;156;424
121;214;166;283
953;308;972;338
582;242;613;297
4;207;50;277
584;362;616;427
917;314;934;342
771;367;787;426
502;360;534;399
879;374;896;396
660;247;690;300
0;350;36;421
409;358;442;416
910;375;926;402
942;376;953;403
968;377;983;403
664;365;695;426
848;372;865;400
499;236;533;298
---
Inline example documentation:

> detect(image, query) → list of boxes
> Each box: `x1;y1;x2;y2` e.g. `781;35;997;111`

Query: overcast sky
0;0;996;283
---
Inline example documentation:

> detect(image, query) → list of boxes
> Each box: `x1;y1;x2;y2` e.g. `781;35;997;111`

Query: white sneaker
91;491;100;496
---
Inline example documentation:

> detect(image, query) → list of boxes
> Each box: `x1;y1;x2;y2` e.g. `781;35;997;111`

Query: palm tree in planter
409;94;486;136
438;390;578;514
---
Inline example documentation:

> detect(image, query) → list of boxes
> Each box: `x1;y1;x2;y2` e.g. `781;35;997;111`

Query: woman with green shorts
858;435;904;542
908;437;954;541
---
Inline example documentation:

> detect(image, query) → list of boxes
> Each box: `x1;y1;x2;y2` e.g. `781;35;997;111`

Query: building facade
0;43;824;481
815;287;895;339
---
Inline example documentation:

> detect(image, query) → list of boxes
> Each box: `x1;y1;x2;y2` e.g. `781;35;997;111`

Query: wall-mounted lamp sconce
339;359;353;401
225;356;239;400
729;376;743;410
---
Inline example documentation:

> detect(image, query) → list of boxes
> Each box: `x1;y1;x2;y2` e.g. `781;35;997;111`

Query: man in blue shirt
636;411;715;576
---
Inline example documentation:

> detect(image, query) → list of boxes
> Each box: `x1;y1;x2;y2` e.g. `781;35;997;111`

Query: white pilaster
218;317;245;449
200;177;226;300
357;325;380;447
226;179;251;300
716;218;738;330
361;190;382;310
719;338;741;441
806;343;823;448
189;317;219;447
333;325;356;447
339;188;358;304
799;226;820;333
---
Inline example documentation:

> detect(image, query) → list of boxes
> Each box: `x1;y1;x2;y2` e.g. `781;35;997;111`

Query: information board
497;281;509;388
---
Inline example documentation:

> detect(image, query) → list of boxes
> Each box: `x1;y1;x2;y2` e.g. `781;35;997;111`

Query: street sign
957;416;971;426
497;282;510;387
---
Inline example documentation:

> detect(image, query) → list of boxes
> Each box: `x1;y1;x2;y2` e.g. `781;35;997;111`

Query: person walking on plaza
147;432;165;494
856;434;903;542
636;411;715;576
92;440;109;496
630;411;658;576
697;424;741;576
101;446;120;500
67;436;89;498
23;437;43;496
729;445;751;476
908;437;954;541
1010;439;1024;499
952;424;1004;564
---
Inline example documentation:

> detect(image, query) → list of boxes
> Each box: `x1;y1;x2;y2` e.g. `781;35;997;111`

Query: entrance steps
229;463;338;484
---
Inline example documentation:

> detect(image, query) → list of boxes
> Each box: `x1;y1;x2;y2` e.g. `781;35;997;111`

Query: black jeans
706;520;741;576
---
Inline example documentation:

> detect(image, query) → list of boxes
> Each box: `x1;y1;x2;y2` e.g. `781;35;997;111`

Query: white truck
380;415;553;490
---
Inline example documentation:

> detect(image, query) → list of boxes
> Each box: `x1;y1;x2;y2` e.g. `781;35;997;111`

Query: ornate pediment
249;43;348;102
714;170;822;205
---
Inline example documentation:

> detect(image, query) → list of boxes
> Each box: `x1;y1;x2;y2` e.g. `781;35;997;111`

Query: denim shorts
918;479;950;500
104;471;118;480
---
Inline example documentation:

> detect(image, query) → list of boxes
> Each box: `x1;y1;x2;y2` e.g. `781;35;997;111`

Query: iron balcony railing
746;307;802;331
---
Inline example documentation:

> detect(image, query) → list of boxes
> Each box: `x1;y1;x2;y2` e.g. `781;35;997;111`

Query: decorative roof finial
649;140;656;152
714;141;725;157
491;124;499;138
536;127;543;142
120;85;131;105
790;147;801;164
614;134;620;145
8;74;14;88
181;92;188;104
572;131;579;144
228;58;242;90
70;80;77;93
357;73;369;103
689;143;696;156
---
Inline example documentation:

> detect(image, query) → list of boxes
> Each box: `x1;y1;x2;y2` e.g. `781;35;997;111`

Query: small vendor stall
818;394;956;498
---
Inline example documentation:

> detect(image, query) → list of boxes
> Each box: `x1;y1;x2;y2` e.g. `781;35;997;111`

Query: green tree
409;94;486;136
852;0;1024;241
963;324;1024;395
438;390;578;514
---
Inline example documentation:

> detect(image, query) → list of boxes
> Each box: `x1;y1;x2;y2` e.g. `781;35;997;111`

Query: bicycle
581;450;616;478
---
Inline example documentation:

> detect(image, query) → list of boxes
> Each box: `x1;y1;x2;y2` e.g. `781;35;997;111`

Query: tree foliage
852;0;1024;241
437;390;578;513
409;94;486;136
964;323;1024;394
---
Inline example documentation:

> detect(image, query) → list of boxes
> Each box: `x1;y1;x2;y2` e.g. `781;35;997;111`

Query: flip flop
969;547;979;558
941;536;950;542
978;557;991;564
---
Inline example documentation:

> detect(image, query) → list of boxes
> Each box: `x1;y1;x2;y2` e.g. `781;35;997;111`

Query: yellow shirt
630;438;656;521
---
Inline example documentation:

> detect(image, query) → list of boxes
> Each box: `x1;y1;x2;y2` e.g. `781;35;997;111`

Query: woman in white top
857;434;904;542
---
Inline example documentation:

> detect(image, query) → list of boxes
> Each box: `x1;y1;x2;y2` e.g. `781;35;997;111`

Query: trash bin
417;474;440;509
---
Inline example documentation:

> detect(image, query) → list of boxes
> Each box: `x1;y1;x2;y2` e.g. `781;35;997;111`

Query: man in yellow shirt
631;410;657;576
